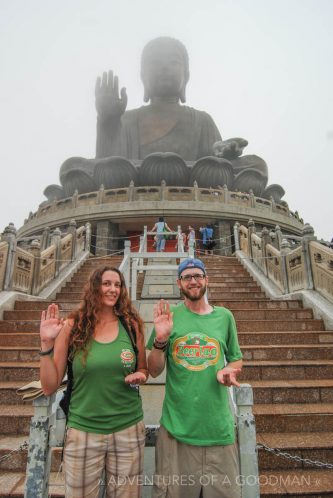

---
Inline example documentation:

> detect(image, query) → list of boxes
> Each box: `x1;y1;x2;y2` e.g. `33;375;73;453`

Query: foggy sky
0;0;332;241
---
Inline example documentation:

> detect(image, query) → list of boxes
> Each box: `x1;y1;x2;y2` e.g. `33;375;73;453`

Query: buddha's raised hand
95;70;128;121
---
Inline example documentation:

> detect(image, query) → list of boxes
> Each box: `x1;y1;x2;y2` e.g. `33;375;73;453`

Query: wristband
153;338;169;351
39;346;54;356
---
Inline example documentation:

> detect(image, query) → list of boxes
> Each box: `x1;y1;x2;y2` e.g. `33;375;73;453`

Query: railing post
280;238;291;294
249;189;256;208
233;222;240;252
275;225;283;250
25;394;56;498
235;384;260;498
143;226;148;252
51;228;62;277
72;189;79;209
261;227;270;277
67;219;77;261
223;184;229;204
40;226;50;251
193;180;199;201
123;240;131;289
97;184;105;204
247;219;256;261
128;180;135;202
85;222;92;252
131;258;138;301
30;240;41;296
160;179;166;201
188;239;195;258
2;223;17;291
301;223;316;290
177;225;183;252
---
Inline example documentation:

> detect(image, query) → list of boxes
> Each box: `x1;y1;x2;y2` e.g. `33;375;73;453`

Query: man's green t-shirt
147;304;242;446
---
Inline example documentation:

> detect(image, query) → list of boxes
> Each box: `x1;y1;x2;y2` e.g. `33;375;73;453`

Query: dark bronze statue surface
45;37;284;202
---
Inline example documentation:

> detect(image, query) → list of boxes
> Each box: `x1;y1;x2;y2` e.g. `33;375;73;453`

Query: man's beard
181;284;207;301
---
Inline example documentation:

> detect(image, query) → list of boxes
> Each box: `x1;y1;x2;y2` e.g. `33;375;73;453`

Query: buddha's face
141;41;189;101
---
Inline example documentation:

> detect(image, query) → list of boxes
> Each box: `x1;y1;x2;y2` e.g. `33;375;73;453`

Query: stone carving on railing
309;241;333;304
235;220;333;304
286;245;305;293
265;243;284;293
0;221;91;295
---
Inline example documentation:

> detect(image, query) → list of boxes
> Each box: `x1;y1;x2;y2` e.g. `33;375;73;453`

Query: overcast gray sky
1;0;332;241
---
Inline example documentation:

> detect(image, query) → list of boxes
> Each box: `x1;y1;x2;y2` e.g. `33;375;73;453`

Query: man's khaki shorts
153;425;241;498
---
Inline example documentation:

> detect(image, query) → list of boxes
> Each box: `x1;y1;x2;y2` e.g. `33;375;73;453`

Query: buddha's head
141;37;190;103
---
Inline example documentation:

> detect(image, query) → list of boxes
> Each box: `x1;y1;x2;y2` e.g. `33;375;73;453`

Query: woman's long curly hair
68;266;144;362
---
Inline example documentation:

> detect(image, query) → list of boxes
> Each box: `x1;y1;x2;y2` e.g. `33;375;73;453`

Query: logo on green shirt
172;333;220;371
120;349;135;367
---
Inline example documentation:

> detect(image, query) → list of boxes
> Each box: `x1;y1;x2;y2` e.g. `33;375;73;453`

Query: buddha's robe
96;104;222;161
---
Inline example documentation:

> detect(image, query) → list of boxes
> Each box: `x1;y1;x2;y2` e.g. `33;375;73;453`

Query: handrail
0;221;91;295
234;220;333;304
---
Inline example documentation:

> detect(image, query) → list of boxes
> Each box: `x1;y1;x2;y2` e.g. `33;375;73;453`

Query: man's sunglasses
179;273;206;282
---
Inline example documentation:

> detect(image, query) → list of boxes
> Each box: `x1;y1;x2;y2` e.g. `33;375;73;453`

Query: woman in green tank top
39;265;148;498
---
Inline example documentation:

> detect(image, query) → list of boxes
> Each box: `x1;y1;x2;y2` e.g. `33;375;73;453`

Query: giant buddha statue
45;37;284;202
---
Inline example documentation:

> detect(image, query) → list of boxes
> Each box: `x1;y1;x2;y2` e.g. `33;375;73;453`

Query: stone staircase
0;254;333;496
204;256;333;497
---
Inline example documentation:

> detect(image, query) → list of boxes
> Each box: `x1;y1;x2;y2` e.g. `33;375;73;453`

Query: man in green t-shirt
147;257;243;498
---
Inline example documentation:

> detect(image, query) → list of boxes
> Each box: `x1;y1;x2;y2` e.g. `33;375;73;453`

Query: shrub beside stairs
0;254;333;496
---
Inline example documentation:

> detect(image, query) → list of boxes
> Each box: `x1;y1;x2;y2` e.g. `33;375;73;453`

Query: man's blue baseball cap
178;258;206;277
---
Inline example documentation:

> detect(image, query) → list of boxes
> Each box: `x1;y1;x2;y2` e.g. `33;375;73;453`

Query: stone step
250;380;333;404
0;405;34;435
217;300;303;310
3;307;314;322
0;381;34;404
14;300;78;311
0;470;66;496
257;432;333;470
0;347;38;362
259;469;333;497
237;319;325;332
210;291;267;299
242;344;333;361
0;362;39;381
241;360;333;380
238;330;333;345
0;318;325;333
209;282;263;289
13;298;298;311
253;403;333;433
0;318;326;334
0;333;40;347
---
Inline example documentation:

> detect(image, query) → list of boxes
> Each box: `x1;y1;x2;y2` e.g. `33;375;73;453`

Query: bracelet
39;346;54;356
153;338;169;351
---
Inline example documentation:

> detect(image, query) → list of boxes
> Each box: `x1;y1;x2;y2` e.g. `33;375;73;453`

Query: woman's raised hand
40;303;64;347
153;300;173;343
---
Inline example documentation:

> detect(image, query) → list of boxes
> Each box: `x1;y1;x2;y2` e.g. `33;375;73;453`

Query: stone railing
235;220;333;304
310;241;333;303
0;221;91;295
26;182;301;224
24;384;258;498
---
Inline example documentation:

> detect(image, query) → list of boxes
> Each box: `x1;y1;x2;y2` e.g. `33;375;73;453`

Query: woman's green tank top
67;321;143;434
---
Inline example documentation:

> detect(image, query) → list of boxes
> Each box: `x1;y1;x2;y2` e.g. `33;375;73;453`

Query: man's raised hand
153;299;173;343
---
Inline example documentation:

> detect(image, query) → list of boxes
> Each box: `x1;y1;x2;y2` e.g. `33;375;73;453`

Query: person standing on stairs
151;216;173;252
147;257;243;498
39;265;148;498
